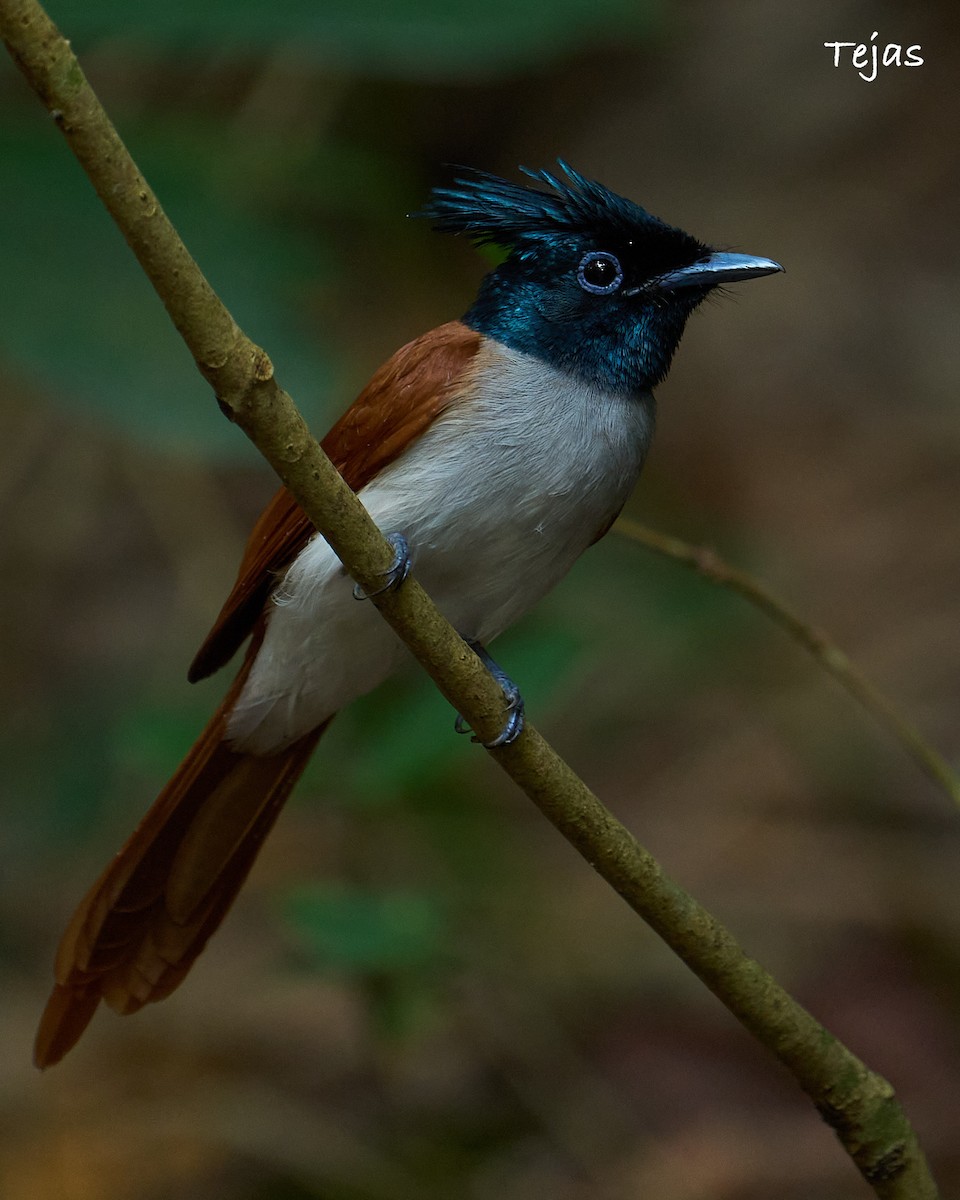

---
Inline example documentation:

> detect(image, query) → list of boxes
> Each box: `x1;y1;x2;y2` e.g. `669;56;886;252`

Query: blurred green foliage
51;0;661;77
0;116;353;458
282;883;445;974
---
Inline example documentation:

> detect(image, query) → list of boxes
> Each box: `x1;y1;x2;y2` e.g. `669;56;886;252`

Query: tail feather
35;654;328;1069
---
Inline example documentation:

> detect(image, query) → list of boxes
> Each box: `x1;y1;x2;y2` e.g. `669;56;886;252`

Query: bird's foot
454;641;525;747
352;532;412;600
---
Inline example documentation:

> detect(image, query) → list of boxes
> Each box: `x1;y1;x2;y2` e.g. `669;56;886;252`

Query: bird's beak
655;251;784;292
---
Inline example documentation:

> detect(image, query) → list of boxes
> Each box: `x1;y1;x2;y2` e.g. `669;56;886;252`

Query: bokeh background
2;1;960;1196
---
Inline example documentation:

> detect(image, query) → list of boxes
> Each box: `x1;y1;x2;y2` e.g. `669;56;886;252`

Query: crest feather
416;160;676;248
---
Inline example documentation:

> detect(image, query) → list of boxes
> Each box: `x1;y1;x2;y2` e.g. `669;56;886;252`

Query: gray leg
455;640;525;748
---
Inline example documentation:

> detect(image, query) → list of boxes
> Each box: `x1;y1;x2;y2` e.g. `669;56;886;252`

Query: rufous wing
189;320;482;681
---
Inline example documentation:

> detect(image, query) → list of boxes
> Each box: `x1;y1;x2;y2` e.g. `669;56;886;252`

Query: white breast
228;340;653;753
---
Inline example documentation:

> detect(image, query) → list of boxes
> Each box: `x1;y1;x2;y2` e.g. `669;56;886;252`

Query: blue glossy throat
462;240;706;395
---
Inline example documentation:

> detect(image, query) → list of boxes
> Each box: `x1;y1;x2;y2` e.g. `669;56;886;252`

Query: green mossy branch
0;2;941;1194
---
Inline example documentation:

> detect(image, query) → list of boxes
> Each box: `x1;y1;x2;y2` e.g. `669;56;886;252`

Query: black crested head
415;162;781;395
417;161;705;273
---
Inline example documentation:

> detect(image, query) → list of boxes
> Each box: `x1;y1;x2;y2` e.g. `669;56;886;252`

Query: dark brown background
1;1;959;1196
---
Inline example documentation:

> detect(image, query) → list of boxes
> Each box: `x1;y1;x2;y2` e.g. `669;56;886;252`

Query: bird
34;162;783;1068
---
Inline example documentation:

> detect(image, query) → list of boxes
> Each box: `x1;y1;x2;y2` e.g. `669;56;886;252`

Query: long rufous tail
34;653;328;1069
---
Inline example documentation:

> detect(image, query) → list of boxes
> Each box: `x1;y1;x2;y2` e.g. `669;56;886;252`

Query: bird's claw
454;644;525;748
485;685;525;747
352;532;412;600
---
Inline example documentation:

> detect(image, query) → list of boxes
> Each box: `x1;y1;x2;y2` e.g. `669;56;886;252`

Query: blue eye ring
577;251;624;295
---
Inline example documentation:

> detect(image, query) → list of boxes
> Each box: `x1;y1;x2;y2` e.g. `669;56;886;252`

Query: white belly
228;341;653;753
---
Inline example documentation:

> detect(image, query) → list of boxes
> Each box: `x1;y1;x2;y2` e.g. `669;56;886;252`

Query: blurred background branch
615;518;960;809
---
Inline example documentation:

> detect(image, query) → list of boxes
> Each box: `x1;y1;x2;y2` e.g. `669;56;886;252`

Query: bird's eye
577;251;624;296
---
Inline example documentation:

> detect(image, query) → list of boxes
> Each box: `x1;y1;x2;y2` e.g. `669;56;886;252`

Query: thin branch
0;4;941;1195
616;518;960;809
